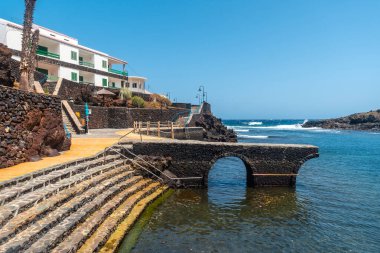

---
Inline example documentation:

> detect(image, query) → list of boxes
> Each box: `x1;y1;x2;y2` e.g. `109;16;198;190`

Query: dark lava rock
195;113;237;142
303;109;380;131
0;43;15;87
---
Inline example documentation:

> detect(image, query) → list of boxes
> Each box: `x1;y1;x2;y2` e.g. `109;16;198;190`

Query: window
126;82;130;88
132;83;137;88
71;72;78;82
36;68;48;75
102;78;108;87
121;81;124;88
71;51;77;60
37;45;48;52
112;82;115;88
102;60;107;68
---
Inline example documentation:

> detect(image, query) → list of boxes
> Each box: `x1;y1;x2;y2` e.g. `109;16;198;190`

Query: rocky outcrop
0;44;15;87
195;113;237;142
0;86;70;168
303;110;380;131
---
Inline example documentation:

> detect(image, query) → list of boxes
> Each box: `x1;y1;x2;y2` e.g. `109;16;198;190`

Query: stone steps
0;174;143;252
0;154;121;206
51;180;162;253
0;161;130;229
62;108;82;135
98;185;168;253
0;166;133;244
0;144;169;253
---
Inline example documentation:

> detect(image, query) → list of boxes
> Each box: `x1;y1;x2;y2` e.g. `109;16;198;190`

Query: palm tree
20;0;38;92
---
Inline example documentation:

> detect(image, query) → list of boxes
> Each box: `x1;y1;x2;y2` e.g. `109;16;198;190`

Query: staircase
61;100;85;135
62;108;78;135
0;145;168;253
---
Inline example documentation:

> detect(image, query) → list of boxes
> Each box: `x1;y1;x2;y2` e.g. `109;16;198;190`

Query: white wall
127;77;146;93
59;66;79;82
94;54;108;72
95;74;108;87
5;29;22;51
0;23;8;45
60;44;79;65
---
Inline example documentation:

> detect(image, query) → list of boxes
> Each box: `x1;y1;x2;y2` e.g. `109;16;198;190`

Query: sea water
127;120;380;253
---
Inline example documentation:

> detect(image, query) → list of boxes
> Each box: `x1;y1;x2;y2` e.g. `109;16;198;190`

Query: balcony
79;60;94;68
47;74;59;82
108;68;128;76
36;49;60;59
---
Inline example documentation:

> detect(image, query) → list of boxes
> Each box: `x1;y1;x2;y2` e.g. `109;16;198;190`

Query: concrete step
91;185;168;253
0;150;123;191
62;108;83;135
0;154;121;206
0;161;129;228
51;181;161;253
24;178;153;253
0;175;143;252
0;166;133;245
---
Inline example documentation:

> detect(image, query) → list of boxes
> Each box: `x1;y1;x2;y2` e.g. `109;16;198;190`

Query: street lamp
198;85;205;104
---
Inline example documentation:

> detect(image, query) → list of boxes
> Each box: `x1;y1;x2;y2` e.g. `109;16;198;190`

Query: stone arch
207;152;256;187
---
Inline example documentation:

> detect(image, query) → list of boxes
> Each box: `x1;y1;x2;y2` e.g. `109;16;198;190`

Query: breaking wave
238;135;269;139
248;121;263;126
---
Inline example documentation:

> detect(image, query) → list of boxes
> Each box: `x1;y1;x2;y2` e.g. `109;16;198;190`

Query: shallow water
127;120;380;253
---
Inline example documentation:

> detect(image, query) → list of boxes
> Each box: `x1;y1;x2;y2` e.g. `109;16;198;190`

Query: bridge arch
207;152;255;187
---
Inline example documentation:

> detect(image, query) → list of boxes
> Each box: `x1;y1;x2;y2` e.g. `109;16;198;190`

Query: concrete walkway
0;129;163;182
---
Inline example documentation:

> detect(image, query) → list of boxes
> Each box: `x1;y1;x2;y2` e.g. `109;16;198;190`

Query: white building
0;18;148;93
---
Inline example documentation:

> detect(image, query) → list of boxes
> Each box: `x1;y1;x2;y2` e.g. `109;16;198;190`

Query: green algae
117;188;174;253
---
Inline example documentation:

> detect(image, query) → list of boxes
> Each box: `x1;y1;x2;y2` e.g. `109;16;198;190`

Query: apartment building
0;18;148;93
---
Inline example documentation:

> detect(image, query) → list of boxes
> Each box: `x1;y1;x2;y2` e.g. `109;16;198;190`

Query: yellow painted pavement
0;129;163;182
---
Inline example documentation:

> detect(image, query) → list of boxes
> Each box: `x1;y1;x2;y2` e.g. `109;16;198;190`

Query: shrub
119;87;132;101
149;93;172;107
132;96;145;108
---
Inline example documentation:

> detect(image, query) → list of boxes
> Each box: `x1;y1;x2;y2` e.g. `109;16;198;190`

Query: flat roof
0;18;128;65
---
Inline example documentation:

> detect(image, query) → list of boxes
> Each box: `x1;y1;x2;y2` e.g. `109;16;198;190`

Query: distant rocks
303;110;380;131
195;113;237;142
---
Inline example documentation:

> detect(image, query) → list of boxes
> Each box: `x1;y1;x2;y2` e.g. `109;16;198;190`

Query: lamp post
198;85;205;104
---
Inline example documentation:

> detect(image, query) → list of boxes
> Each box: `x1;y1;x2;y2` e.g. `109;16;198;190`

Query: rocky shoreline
303;110;380;131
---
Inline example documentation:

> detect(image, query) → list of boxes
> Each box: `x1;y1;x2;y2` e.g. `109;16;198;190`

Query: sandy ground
0;129;163;182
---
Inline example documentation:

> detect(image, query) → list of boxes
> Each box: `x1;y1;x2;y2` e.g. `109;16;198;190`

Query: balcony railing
36;49;60;59
47;74;59;82
108;68;128;76
79;61;94;68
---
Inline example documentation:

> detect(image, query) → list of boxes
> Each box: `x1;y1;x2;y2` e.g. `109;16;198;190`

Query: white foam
234;129;249;132
248;121;263;126
238;135;269;139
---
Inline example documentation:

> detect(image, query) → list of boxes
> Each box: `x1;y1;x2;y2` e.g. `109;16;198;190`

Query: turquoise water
129;120;380;252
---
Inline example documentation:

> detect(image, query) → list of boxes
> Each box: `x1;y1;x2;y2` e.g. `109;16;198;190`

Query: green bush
119;87;132;101
132;96;145;108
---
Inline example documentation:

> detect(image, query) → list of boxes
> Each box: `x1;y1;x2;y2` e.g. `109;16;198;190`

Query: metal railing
108;68;128;76
79;61;95;68
47;74;59;82
103;144;203;187
36;49;60;59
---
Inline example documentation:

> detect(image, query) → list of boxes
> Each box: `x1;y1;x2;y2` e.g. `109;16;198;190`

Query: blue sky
1;0;380;119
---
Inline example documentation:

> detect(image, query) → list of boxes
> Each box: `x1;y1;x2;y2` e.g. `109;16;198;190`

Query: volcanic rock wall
0;86;70;168
0;44;15;87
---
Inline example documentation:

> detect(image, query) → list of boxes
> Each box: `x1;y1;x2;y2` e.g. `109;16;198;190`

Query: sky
1;0;380;119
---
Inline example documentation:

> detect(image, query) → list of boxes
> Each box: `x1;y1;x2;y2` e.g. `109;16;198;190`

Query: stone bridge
131;140;319;187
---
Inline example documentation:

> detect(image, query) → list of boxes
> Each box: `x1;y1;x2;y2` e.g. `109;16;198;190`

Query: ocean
125;120;380;253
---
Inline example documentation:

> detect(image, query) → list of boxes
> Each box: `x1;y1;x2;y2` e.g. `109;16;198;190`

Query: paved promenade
0;129;162;182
